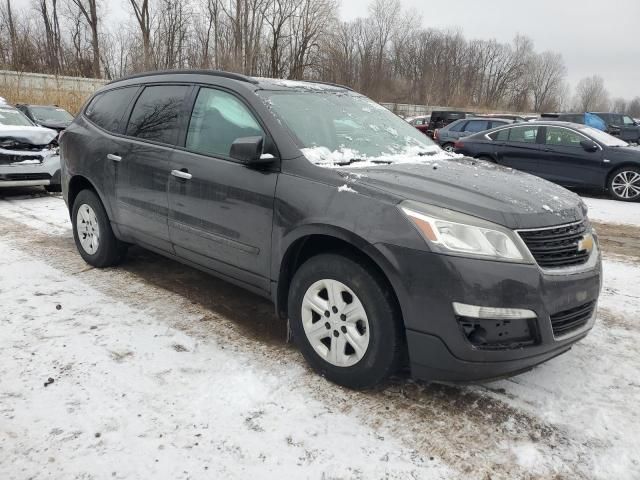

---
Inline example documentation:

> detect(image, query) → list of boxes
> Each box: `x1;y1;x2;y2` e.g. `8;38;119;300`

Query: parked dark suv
426;110;470;138
60;70;601;388
591;112;640;143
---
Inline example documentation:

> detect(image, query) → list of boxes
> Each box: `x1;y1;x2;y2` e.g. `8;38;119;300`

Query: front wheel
288;253;404;389
72;189;127;267
608;167;640;202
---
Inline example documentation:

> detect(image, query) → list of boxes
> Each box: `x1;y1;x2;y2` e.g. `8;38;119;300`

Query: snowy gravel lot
1;189;639;479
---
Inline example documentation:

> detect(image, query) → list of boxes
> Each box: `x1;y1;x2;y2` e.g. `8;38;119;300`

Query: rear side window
506;126;539;143
545;127;583;147
85;87;137;133
126;85;189;145
186;88;264;158
465;120;490;133
448;121;467;132
489;129;510;141
489;120;508;129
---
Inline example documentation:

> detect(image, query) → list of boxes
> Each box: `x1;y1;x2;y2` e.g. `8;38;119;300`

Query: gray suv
60;70;601;388
434;117;514;151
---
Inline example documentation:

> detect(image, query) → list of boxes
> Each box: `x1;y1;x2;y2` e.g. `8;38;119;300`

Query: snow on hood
0;125;58;146
302;145;460;168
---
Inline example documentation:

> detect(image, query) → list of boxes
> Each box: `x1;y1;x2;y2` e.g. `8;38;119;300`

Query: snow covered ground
1;191;639;479
582;195;640;227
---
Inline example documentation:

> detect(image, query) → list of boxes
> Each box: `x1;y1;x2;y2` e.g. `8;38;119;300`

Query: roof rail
107;69;258;86
297;79;353;91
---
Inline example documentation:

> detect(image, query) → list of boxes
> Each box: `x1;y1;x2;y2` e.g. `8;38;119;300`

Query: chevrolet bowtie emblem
578;234;594;253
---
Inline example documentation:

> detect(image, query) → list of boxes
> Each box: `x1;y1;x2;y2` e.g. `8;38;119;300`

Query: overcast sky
11;0;640;99
340;0;640;99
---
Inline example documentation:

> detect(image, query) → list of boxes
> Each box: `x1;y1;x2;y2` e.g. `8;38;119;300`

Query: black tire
45;184;62;193
288;253;404;389
607;166;640;202
441;142;455;152
71;189;127;267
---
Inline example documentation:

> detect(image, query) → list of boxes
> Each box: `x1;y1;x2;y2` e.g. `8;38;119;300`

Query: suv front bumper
377;243;602;382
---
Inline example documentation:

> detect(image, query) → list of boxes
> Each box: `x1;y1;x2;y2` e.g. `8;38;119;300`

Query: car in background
0;106;62;192
426;110;470;138
16;104;74;134
434;117;515;151
407;115;430;134
590;112;640;144
482;114;527;122
454;121;640;201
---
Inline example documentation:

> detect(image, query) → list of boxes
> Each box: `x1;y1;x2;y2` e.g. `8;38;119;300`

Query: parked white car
0;101;61;191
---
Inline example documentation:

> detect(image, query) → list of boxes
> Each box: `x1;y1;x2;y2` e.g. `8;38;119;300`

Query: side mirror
230;136;275;166
580;139;599;152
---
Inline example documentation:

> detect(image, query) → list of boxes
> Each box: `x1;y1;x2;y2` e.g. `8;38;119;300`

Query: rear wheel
72;189;127;267
288;253;403;389
442;143;455;152
608;167;640;202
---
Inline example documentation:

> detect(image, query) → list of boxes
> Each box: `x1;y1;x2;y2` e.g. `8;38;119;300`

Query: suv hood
0;125;58;147
342;157;585;229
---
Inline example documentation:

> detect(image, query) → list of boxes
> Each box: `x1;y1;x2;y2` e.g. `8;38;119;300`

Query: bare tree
128;0;152;70
627;97;640;118
69;0;101;77
611;97;627;114
529;51;566;111
574;75;609;112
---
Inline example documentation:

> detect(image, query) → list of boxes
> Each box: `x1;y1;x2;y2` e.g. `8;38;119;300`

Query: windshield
0;107;34;127
258;89;447;167
30;106;73;123
580;126;628;147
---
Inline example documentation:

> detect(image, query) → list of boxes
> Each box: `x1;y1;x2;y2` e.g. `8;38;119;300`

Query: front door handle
107;153;122;162
171;169;192;180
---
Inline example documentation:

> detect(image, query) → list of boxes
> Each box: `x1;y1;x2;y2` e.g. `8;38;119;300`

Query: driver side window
186;88;264;158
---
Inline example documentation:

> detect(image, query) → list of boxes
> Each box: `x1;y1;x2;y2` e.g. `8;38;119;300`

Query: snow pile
337;184;357;193
302;144;459;169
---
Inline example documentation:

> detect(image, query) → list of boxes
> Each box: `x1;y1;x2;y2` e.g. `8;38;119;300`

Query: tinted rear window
85;87;138;133
125;85;190;145
465;120;490;133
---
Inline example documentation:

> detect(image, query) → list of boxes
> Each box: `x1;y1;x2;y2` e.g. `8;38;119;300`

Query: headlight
400;201;533;263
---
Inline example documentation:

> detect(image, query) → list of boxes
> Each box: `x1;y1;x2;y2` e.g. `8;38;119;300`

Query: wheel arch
275;226;406;329
606;163;640;185
67;175;112;219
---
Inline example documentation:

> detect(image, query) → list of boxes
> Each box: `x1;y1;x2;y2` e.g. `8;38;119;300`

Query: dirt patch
593;221;640;263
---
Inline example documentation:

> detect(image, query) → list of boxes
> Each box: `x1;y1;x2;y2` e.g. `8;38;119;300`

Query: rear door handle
171;169;192;180
107;153;122;162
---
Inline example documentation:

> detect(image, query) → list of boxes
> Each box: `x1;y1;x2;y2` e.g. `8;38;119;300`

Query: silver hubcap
612;171;640;199
301;279;370;367
76;204;100;255
444;144;454;152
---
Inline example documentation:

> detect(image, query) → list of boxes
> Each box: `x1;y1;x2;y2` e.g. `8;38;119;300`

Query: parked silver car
0;101;61;191
434;117;515;151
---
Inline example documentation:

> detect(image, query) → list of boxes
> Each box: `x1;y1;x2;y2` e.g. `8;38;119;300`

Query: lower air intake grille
550;301;595;337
